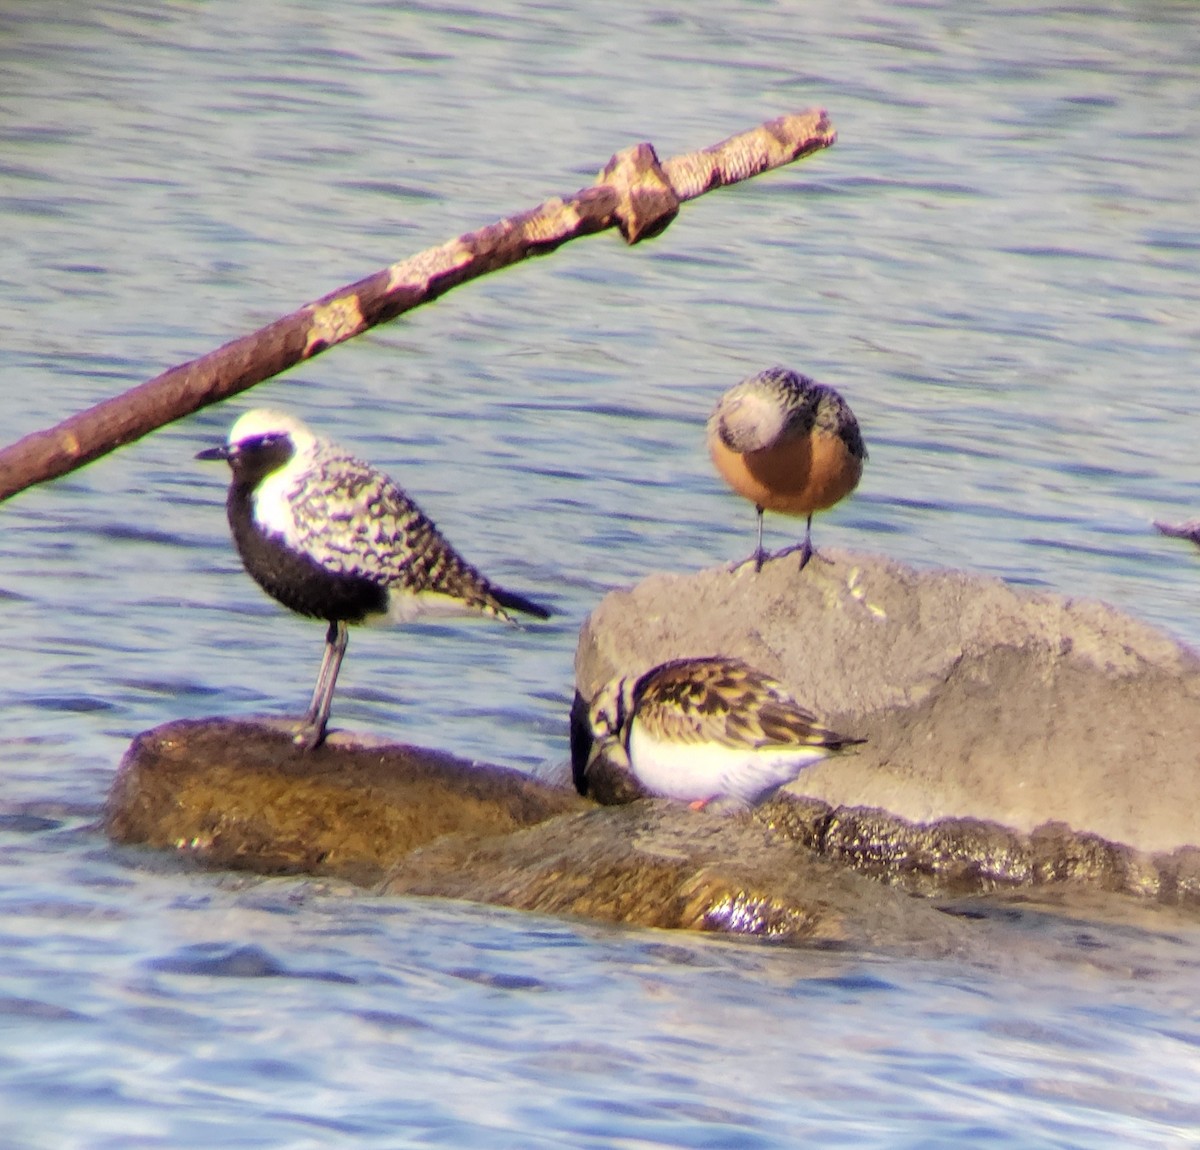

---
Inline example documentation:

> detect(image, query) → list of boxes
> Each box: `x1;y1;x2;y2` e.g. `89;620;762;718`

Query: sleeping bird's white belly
627;723;829;805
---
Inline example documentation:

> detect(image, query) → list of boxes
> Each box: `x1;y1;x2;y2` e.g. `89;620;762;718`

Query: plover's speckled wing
632;656;849;751
284;447;527;619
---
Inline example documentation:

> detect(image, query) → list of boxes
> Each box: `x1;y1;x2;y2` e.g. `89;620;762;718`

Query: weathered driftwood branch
0;108;835;504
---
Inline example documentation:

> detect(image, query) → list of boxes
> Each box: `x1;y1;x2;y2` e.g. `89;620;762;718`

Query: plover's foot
292;720;328;751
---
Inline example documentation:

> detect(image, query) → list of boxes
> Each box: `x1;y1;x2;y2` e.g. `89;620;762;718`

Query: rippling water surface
3;2;1200;1145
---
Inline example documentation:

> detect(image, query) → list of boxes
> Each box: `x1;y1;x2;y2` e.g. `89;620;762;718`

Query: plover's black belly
228;486;388;623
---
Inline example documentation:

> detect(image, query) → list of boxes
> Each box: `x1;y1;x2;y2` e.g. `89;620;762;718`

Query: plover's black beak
568;689;594;797
195;445;232;462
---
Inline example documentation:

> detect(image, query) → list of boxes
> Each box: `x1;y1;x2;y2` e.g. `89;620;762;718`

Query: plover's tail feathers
401;536;551;623
392;545;551;624
489;583;552;621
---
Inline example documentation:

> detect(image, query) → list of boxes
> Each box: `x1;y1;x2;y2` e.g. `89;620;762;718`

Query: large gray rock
575;550;1200;854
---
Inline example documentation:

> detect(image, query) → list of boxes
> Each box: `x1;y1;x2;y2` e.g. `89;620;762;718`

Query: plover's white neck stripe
251;450;312;548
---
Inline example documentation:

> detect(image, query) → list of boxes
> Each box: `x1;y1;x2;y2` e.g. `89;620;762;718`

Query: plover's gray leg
296;619;349;749
301;621;339;724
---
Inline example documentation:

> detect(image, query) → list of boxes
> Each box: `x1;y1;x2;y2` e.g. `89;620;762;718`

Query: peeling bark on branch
0;108;835;504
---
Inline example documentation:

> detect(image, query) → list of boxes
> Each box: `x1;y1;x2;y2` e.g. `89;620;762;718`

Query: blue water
2;1;1200;1145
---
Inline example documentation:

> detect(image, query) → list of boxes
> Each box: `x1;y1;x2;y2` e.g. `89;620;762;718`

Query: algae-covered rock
105;717;971;950
105;715;1200;950
105;717;586;885
575;550;1200;854
752;795;1200;908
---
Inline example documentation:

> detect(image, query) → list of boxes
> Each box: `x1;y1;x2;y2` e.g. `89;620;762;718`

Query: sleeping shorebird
575;655;864;808
707;366;866;572
197;408;550;749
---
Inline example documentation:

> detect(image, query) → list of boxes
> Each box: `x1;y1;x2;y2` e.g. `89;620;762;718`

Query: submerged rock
102;720;969;951
575;550;1200;855
380;800;971;954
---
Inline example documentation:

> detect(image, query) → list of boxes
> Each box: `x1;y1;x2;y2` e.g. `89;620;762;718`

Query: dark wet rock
756;795;1039;891
753;795;1200;910
105;717;586;886
575;550;1200;855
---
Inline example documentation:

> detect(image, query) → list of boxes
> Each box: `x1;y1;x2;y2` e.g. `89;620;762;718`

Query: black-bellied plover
707;366;866;572
575;655;864;808
197;408;550;749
